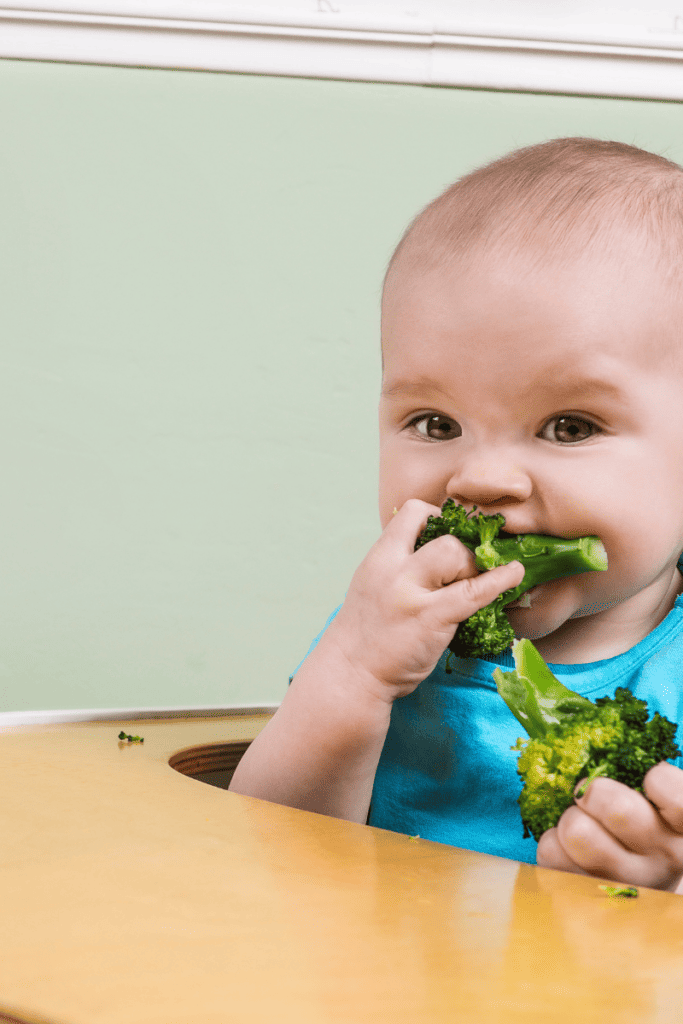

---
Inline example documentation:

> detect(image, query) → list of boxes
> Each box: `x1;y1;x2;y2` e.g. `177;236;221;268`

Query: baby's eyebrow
381;377;451;399
528;375;626;401
383;374;626;402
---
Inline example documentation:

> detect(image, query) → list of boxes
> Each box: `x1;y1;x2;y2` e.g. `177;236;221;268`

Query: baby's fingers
412;532;477;588
644;762;683;834
536;826;592;875
538;771;683;891
382;498;444;554
434;559;525;625
552;803;656;885
573;776;664;857
553;778;683;889
577;774;683;857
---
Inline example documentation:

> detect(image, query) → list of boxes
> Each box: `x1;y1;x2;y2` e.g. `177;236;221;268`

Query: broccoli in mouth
494;639;681;841
415;500;608;659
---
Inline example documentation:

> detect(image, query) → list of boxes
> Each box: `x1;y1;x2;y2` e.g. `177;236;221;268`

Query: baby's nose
446;456;532;508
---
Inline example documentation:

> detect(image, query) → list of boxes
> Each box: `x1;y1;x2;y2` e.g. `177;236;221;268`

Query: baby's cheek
581;538;648;600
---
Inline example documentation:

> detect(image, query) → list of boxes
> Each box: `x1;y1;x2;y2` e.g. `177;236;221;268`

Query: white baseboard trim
1;3;683;100
0;703;279;727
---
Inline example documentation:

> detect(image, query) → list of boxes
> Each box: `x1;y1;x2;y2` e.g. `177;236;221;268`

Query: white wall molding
0;703;279;727
1;1;683;99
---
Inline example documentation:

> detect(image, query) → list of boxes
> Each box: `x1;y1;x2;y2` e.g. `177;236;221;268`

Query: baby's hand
322;498;524;703
536;762;683;893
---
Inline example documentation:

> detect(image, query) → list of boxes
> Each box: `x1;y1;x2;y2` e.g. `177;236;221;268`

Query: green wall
1;59;682;710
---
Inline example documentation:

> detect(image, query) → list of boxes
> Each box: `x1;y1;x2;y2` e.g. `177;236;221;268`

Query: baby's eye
411;414;462;440
539;415;599;444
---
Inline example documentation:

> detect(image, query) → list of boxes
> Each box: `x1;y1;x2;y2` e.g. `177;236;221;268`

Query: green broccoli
493;639;681;841
599;885;638;898
415;500;608;659
118;731;144;743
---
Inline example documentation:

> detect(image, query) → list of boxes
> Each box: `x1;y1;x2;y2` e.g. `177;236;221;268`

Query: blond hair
385;138;683;288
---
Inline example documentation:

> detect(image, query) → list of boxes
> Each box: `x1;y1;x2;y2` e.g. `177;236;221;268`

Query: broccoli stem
478;534;608;607
575;761;611;797
494;638;594;739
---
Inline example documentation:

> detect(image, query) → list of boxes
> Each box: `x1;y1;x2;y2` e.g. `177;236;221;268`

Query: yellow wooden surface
1;713;683;1024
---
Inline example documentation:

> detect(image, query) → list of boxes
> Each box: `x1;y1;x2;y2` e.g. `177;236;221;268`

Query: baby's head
384;137;683;295
378;138;683;659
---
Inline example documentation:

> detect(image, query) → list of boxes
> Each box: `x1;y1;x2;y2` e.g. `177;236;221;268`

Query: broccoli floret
451;600;516;659
494;639;681;841
415;500;608;659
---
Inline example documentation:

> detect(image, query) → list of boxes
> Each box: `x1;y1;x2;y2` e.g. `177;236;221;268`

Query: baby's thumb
455;560;525;618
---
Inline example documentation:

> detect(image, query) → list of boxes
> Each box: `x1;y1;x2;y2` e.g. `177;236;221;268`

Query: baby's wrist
284;644;394;774
300;629;400;715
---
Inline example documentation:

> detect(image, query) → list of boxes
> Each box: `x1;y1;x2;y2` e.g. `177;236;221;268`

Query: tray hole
169;741;252;790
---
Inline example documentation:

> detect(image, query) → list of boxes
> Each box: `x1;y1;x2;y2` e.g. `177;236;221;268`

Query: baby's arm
228;499;524;824
536;762;683;893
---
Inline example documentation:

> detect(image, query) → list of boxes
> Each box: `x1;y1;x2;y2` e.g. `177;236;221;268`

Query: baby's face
379;251;683;660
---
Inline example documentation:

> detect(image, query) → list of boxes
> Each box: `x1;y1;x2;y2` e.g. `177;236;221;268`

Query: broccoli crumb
599;885;638;898
118;731;144;743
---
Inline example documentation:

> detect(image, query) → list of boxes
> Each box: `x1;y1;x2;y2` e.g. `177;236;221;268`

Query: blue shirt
293;563;683;864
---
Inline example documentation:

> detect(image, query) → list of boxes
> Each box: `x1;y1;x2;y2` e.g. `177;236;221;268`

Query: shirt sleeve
288;605;343;684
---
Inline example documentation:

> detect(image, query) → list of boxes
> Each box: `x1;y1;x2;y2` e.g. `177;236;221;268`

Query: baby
230;137;683;893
